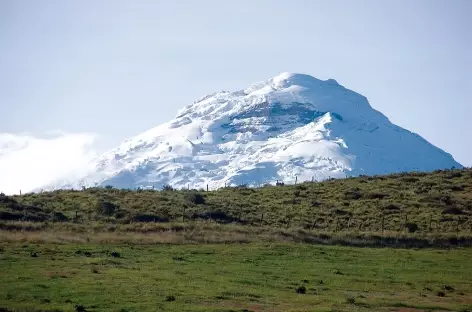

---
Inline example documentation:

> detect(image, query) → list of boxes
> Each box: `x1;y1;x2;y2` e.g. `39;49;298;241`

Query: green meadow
1;168;472;311
1;243;471;312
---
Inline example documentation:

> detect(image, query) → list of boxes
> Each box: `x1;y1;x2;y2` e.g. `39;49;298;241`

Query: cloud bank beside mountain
0;132;98;194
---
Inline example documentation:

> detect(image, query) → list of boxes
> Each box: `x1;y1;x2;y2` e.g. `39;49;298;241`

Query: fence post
207;184;209;192
429;215;432;232
260;213;264;226
295;176;298;185
403;213;408;232
285;204;290;228
381;214;385;234
311;219;316;230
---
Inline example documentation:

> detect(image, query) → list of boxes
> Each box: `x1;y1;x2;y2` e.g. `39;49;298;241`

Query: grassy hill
1;168;472;247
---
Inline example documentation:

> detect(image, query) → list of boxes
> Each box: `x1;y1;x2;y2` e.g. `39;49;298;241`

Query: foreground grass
1;242;471;312
2;221;472;248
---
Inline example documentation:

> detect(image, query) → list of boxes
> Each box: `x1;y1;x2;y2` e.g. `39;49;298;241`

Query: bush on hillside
405;222;419;233
96;200;119;216
443;207;465;215
186;192;205;205
132;213;169;223
344;188;362;200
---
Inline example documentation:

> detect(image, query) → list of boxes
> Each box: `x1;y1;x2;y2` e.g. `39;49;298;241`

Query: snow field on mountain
42;73;462;191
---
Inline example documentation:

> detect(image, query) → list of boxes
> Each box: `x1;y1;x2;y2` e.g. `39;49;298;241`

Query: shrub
75;250;92;257
436;291;445;297
384;204;401;211
443;207;464;215
295;286;306;294
283;198;301;205
450;185;465;191
344;188;362;200
110;251;121;258
132;213;169;223
295;184;307;190
115;210;128;219
345;296;356;304
75;305;87;312
365;192;388;199
96;200;118;216
186;192;205;205
53;212;69;222
334;209;350;216
165;295;176;302
405;222;419;233
192;210;236;223
445;172;462;179
401;177;419;183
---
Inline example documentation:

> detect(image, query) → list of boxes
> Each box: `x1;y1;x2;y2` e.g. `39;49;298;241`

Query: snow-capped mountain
44;72;462;191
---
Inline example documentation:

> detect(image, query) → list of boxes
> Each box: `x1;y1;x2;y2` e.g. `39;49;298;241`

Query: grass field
1;242;471;312
1;169;472;311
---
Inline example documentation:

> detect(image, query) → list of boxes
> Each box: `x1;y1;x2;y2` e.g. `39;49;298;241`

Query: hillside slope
4;168;471;235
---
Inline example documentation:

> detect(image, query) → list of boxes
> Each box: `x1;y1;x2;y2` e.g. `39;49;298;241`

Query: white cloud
0;132;98;195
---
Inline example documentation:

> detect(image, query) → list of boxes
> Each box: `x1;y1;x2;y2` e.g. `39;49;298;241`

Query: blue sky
0;0;470;192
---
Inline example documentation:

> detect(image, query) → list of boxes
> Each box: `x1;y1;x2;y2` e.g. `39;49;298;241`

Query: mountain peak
270;72;339;89
41;73;462;191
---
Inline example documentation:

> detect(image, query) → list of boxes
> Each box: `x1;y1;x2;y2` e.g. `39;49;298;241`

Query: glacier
43;72;462;191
